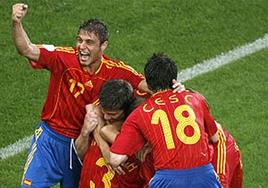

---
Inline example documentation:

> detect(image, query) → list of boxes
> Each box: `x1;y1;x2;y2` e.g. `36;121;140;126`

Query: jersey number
69;79;85;98
90;157;114;188
151;104;201;149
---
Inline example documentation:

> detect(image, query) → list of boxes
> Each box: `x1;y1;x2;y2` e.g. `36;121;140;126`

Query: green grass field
1;0;268;187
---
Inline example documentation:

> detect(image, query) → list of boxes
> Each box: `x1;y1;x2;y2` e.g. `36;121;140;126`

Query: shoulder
37;44;76;55
185;89;205;101
55;46;76;54
102;55;138;72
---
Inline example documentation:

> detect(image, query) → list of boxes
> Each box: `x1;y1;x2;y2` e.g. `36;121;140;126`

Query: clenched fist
12;3;28;23
81;105;98;136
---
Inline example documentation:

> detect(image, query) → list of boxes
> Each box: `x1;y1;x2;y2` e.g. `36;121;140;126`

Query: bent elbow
17;44;40;62
15;45;28;56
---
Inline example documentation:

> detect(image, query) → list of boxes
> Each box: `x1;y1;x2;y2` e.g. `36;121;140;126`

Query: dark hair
125;96;146;117
144;53;177;92
78;19;108;44
100;79;134;111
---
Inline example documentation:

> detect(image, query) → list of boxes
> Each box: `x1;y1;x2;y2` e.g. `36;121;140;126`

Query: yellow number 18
151;104;201;149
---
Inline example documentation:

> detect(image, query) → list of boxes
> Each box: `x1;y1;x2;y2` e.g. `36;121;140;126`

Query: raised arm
12;3;40;61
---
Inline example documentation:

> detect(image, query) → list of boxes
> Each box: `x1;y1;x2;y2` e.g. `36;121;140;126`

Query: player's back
137;89;217;170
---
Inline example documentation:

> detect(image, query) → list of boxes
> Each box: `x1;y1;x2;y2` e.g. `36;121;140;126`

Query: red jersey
30;46;144;138
79;140;146;188
139;152;155;188
211;125;243;188
111;90;217;170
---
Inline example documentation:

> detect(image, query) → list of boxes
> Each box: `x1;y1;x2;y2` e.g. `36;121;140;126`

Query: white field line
177;34;268;82
0;136;32;160
1;34;268;160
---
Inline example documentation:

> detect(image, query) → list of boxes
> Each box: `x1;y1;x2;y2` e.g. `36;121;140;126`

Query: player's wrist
80;129;91;137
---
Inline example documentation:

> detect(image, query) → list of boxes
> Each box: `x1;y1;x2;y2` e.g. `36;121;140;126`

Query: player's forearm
12;21;39;61
109;152;128;168
74;134;90;161
93;125;111;162
75;104;99;160
100;125;120;144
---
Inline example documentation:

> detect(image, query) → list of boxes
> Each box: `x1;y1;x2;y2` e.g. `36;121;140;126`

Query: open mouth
79;51;90;61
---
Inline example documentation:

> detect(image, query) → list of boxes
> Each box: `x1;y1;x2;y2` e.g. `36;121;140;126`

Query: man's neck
83;60;102;75
152;89;171;96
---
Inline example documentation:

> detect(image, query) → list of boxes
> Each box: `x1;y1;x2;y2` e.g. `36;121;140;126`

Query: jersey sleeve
115;62;144;90
199;94;218;137
29;45;59;71
111;110;146;156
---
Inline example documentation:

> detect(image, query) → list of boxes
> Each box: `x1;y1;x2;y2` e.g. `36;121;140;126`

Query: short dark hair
125;97;146;117
78;19;108;44
100;79;134;111
144;53;178;92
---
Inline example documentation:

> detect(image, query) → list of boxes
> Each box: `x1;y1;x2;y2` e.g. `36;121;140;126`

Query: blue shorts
149;164;221;188
21;121;82;188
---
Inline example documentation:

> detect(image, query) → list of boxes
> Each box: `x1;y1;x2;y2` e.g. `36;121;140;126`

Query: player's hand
81;110;98;137
12;3;28;23
136;143;151;162
85;104;95;113
172;79;185;93
108;164;126;175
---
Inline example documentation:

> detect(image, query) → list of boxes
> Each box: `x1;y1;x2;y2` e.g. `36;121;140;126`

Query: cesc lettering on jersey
142;94;181;113
142;94;194;113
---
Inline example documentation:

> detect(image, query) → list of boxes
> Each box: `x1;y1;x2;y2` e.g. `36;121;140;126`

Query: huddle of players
12;3;243;188
76;54;243;188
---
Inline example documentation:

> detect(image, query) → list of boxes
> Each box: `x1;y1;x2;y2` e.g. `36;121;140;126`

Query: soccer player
109;53;222;188
212;122;243;188
12;3;153;187
75;79;154;188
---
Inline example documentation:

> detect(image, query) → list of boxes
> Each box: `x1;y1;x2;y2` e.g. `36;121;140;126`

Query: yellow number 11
151;105;201;149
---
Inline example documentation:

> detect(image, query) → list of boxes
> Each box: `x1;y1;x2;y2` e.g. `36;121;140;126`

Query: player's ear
101;41;108;52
